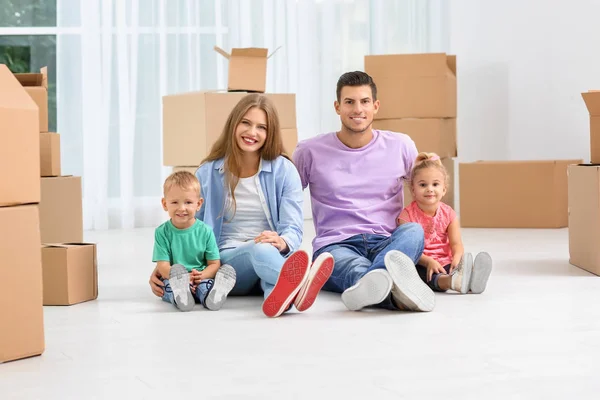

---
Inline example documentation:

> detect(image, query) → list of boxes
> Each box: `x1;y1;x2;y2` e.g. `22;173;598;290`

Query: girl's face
411;167;447;207
234;107;267;155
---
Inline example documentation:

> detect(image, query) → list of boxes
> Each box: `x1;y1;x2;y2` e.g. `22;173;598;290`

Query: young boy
153;171;236;312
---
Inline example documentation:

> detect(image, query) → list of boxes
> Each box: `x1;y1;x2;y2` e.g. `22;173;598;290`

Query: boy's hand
427;260;447;282
190;269;203;285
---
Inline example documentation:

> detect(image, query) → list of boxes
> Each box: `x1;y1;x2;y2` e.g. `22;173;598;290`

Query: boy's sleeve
152;227;171;263
204;228;220;261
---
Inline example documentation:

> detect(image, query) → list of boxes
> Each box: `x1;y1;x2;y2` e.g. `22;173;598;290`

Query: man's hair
163;171;201;198
336;71;378;102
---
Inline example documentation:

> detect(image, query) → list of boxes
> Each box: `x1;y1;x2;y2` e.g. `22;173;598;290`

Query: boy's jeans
161;278;214;308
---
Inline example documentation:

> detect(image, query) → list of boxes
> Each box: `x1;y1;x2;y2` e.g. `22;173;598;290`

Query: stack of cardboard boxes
567;92;600;275
366;53;457;208
0;65;45;363
11;68;99;308
164;47;298;172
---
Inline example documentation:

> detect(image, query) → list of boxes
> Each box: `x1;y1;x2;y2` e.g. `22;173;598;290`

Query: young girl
397;152;492;294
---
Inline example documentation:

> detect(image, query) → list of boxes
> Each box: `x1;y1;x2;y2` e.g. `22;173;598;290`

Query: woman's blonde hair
409;152;449;187
201;93;287;217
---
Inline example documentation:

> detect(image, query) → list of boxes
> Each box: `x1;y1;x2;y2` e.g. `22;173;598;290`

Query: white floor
2;222;600;399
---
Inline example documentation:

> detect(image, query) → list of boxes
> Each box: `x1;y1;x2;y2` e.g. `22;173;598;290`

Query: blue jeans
161;278;213;308
219;242;285;299
314;223;424;308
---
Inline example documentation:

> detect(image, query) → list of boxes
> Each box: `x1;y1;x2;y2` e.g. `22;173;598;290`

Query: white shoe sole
341;269;393;311
386;250;435;312
205;264;237;311
169;264;194;312
470;252;493;294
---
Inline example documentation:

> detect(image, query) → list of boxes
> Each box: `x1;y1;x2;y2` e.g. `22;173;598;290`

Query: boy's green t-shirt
152;219;220;272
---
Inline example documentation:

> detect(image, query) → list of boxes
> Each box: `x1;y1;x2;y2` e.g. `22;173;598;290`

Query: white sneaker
169;264;195;312
450;253;473;294
470;252;493;294
205;264;237;311
386;250;435;312
341;269;393;311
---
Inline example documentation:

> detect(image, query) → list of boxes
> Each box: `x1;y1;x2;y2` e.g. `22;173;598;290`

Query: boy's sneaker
341;269;393;311
169;264;195;312
293;252;335;312
205;264;237;311
450;253;473;294
386;250;435;312
470;252;493;294
262;250;310;318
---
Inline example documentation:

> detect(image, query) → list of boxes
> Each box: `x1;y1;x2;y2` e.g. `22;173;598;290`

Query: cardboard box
281;128;299;157
40;176;83;243
567;164;600;275
0;205;45;363
582;91;600;163
214;46;280;93
42;243;98;305
460;160;581;228
40;132;61;177
0;64;40;207
365;53;457;119
14;67;48;132
163;91;297;166
403;158;455;209
373;118;457;158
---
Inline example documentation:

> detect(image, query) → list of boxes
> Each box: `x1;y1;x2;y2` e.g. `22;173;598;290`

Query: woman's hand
255;231;289;253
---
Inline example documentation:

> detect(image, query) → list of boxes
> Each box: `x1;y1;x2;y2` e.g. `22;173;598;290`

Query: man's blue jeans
313;223;424;309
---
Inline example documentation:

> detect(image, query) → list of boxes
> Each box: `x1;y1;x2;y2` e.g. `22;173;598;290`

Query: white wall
444;0;600;163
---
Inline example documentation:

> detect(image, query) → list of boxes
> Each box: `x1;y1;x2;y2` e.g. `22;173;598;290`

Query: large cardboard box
0;64;40;207
14;67;48;133
40;176;84;243
40;132;61;177
403;158;455;209
567;164;600;275
163;91;297;166
172;166;198;175
373;118;457;158
365;53;457;119
460;160;581;228
582;91;600;163
42;243;98;305
214;46;279;93
0;205;45;363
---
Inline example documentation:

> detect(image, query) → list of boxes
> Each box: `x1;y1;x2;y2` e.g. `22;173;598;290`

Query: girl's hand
255;231;288;252
427;260;447;282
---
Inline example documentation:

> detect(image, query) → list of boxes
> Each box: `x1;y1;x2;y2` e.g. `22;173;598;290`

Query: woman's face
234;107;268;154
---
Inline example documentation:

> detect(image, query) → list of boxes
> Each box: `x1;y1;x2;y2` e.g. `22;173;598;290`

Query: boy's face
411;167;447;207
161;186;203;229
334;85;380;134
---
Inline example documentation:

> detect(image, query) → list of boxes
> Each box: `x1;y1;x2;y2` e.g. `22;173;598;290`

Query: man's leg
367;224;435;312
318;238;393;311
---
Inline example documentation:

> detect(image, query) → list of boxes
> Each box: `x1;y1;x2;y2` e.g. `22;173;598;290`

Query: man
292;71;435;312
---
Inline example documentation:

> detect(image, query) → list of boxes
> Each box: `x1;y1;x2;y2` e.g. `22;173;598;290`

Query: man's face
334;85;380;134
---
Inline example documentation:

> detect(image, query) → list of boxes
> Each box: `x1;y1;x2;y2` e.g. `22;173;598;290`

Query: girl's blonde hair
409;152;449;187
201;93;287;218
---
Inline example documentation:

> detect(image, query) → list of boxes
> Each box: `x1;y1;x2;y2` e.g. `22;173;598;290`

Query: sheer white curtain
56;0;433;231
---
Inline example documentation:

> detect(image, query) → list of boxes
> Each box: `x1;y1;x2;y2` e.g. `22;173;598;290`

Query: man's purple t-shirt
293;129;418;253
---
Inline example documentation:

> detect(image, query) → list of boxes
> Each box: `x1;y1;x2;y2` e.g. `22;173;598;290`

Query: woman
150;94;334;317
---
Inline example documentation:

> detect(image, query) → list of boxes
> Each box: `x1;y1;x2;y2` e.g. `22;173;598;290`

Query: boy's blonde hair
163;171;201;198
410;152;449;187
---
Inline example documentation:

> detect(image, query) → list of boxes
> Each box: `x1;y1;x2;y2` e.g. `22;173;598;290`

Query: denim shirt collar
213;158;273;174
